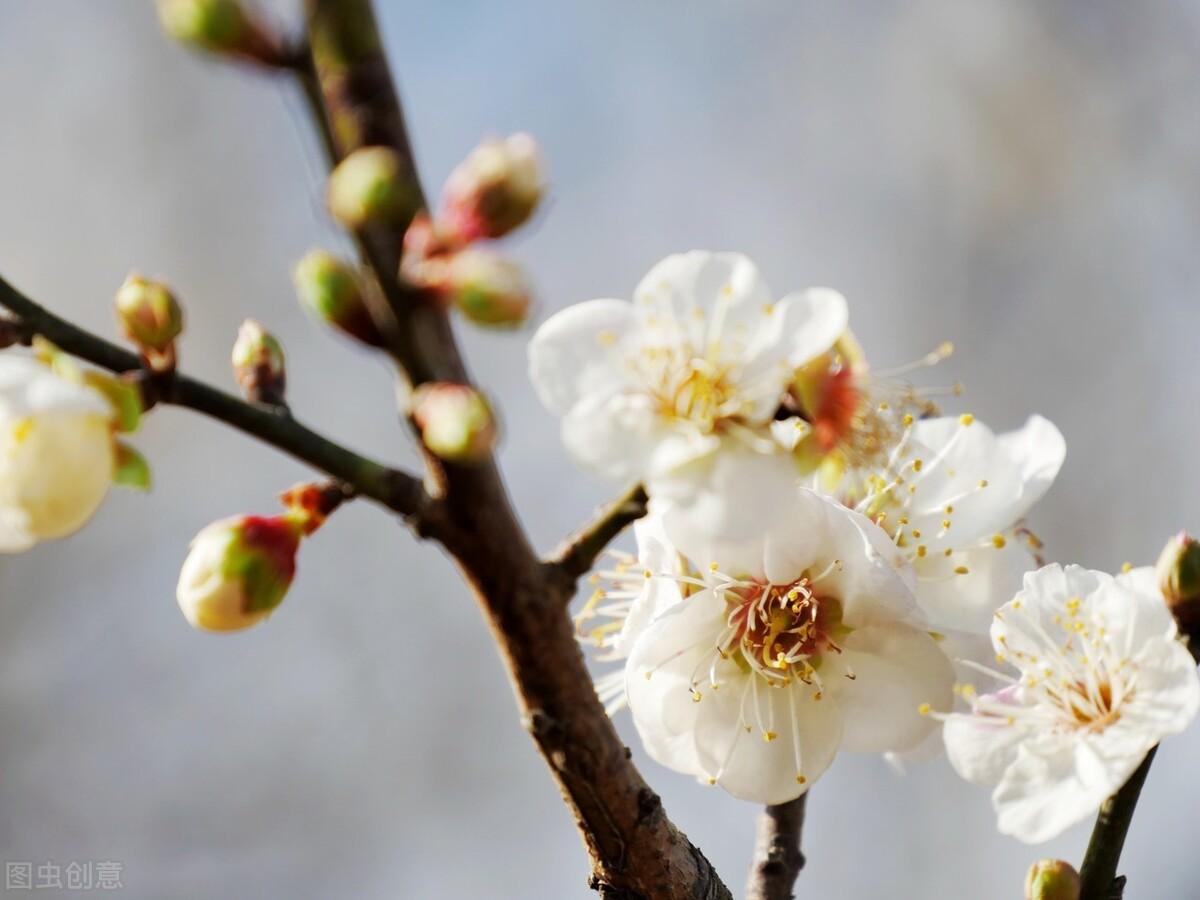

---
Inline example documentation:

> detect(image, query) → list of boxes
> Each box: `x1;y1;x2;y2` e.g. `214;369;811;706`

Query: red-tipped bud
411;382;496;464
327;147;417;231
292;250;384;347
231;319;286;405
176;514;302;633
1024;859;1080;900
440;133;544;243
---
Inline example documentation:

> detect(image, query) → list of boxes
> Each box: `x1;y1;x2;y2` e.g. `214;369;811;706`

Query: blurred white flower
528;251;846;539
0;355;117;551
858;413;1065;635
942;563;1200;843
623;488;953;804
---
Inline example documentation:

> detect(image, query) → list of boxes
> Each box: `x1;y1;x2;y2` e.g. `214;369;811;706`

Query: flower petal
527;298;635;416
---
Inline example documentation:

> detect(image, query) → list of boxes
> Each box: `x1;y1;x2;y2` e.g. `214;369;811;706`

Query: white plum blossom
856;413;1065;635
622;488;954;803
528;251;847;539
0;354;117;551
942;563;1200;843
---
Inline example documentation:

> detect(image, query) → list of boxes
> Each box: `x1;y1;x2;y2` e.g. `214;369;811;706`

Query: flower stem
1078;745;1158;900
746;793;808;900
549;482;648;580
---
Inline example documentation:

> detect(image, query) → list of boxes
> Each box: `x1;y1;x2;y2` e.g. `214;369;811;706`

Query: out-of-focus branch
0;274;432;525
550;483;649;581
297;3;730;896
1078;747;1158;900
746;795;808;900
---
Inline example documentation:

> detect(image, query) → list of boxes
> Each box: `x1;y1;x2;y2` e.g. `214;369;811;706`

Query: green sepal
113;441;152;491
85;372;142;433
32;336;83;382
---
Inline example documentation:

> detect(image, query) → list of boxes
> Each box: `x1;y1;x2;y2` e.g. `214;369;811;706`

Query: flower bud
292;250;384;347
176;514;302;632
1024;859;1080;900
327;147;416;231
156;0;282;64
114;273;183;354
231;319;286;405
411;382;496;464
413;250;532;328
1157;532;1200;642
440;133;543;242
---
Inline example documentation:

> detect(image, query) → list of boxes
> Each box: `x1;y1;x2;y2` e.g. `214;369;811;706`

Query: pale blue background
1;1;1199;897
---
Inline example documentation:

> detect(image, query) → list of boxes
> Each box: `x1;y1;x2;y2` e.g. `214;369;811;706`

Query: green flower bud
327;147;416;230
156;0;284;65
413;249;532;328
441;133;544;242
231;319;286;405
292;249;384;347
1024;859;1080;900
411;382;496;464
1157;532;1200;643
114;273;183;359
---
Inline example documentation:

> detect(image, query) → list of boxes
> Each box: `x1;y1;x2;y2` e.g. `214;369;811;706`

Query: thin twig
746;794;808;900
0;273;431;523
550;483;649;581
1078;746;1158;900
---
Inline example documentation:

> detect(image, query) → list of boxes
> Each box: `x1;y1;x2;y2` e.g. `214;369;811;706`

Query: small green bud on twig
114;273;183;372
1025;859;1080;900
156;0;286;67
1157;531;1200;648
411;249;532;328
231;319;286;406
411;382;497;464
327;147;416;231
440;133;544;243
292;249;384;347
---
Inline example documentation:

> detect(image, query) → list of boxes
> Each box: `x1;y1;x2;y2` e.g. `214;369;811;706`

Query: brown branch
746;795;808;900
0;273;432;526
299;3;730;896
1078;747;1158;900
551;483;649;580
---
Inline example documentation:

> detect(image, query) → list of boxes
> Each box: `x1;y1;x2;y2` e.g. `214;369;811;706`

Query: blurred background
1;1;1199;897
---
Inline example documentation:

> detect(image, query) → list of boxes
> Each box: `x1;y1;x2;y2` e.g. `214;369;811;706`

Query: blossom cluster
529;251;1199;843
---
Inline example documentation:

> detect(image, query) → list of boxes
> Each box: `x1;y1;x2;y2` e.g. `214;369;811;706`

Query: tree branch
1078;746;1157;900
0;273;432;524
298;3;731;896
550;483;648;580
746;795;808;900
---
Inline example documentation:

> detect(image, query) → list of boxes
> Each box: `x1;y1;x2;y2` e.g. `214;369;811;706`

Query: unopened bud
411;383;496;464
292;250;384;347
231;319;286;405
176;514;302;632
114;273;183;367
327;147;416;231
156;0;283;65
414;250;532;328
441;133;544;242
1024;859;1080;900
1157;532;1200;642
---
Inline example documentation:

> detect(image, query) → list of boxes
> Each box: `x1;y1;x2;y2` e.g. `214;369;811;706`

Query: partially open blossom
292;249;383;347
155;0;282;65
413;249;532;327
440;133;543;243
411;382;496;463
176;514;302;632
114;273;183;363
0;355;118;551
327;147;415;231
529;251;848;540
942;563;1200;843
1024;859;1080;900
623;488;953;803
856;414;1065;636
231;319;286;405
